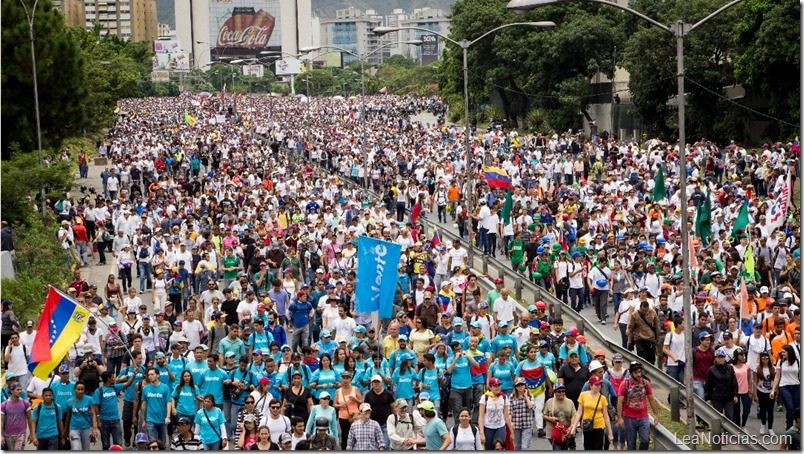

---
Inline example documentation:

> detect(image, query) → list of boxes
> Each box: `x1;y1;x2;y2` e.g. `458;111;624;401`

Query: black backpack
452;423;478;448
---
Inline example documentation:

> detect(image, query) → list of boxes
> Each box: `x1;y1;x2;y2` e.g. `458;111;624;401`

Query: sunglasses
320;396;330;400
515;383;526;387
271;406;281;410
554;389;566;393
245;401;255;404
149;445;160;450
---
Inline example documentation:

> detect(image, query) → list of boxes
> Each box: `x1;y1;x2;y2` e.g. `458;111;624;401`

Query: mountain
157;0;175;29
312;0;456;17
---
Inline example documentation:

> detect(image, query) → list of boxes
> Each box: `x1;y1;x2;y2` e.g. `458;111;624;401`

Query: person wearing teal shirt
416;354;445;414
279;355;312;392
194;394;228;450
361;355;390;390
32;388;63;450
246;323;274;354
392;354;418;407
313;330;338;357
490;322;518;359
199;354;229;407
166;345;189;387
226;356;257;443
388;335;419;372
93;372;125;449
488;349;517;395
446;342;479;426
535;341;557;372
63;382;97;450
51;366;76;418
188;346;210;384
154;352;176;390
421;400;449;450
309;354;339;399
117;351;146;447
461;331;491;354
172;370;200;425
141;367;173;447
218;326;247;364
248;350;268;380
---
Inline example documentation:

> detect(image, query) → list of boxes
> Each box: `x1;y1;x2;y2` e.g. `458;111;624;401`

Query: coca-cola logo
218;25;271;47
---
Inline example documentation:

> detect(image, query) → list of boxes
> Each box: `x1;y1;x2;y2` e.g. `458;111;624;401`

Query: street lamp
373;22;555;238
507;0;743;444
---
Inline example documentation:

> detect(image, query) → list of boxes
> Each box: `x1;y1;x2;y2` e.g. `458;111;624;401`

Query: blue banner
356;235;402;320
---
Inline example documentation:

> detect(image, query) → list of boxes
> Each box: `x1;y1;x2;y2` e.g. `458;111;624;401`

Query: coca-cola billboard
209;0;281;51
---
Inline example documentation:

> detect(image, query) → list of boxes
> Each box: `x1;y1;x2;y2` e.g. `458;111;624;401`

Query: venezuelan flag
520;363;547;396
469;350;488;377
431;229;441;248
482;166;513;189
28;287;91;379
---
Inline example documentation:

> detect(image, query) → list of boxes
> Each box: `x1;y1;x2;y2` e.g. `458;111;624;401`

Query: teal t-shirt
167;356;189;387
67;395;95;430
142;382;171;424
119;365;146;402
491;333;518;354
199;367;229;405
229;368;257;405
195;406;226;444
247;331;273;352
424;418;448;450
488;360;516;391
450;356;472;389
93;384;124;421
173;384;200;416
188;360;210;384
310;369;338;399
417;367;443;401
155;365;173;390
50;380;75;415
392;368;417;400
32;402;60;438
219;337;247;363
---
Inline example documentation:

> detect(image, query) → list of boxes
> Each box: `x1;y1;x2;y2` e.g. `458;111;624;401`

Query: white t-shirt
264;415;291;443
568;262;584;289
493;297;516;326
181;319;204;349
481;393;509;429
776;358;800;387
663;331;685;366
18;330;36;351
329;317;357;343
452;425;482;450
236;299;259;317
448;247;468;268
5;344;29;376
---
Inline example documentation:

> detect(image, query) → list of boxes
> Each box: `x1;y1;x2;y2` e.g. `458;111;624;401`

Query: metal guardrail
653;424;692;451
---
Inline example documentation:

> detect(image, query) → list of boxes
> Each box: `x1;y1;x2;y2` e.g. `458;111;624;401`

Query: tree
734;0;800;139
1;0;89;157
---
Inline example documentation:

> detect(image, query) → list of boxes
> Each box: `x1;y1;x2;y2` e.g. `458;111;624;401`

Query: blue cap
326;284;335;290
135;433;149;444
141;314;151;320
656;238;666;244
5;372;17;380
225;351;236;358
253;349;263;356
320;330;331;338
199;344;209;351
155;352;165;359
637;241;647;249
59;365;70;374
542;236;551;243
571;252;582;259
527;305;537;312
419;391;430;401
715;348;727;358
281;344;291;351
536;246;545;254
470;321;483;329
554;383;565;390
615;235;624;240
699;331;712;340
645;245;654;251
354;325;367;333
539;340;548;348
398;334;408;341
453;317;463;326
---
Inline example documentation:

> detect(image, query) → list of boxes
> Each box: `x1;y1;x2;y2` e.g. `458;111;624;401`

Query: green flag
731;202;749;237
501;189;513;224
652;165;666;202
695;190;712;245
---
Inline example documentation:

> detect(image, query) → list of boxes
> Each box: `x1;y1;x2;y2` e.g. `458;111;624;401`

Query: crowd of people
0;91;801;451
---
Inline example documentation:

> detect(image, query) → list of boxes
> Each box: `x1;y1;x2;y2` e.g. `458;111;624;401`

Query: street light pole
19;0;45;215
507;0;743;444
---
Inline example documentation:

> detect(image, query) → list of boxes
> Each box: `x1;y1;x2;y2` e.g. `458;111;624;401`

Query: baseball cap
398;334;408;341
177;416;192;425
26;320;33;327
470;321;482;329
135;433;149;444
359;403;372;412
494;278;504;284
488;378;501;386
395;398;409;408
554;383;565;391
320;330;331;338
224;351;236;358
612;353;624;362
259;377;270;386
588;375;603;385
417;400;435;411
453;317;463;326
715;348;727;358
110;445;124;450
320;391;331;399
59;365;70;374
354;325;367;333
699;331;712;340
155;352;166;359
279;433;292;444
371;374;382;382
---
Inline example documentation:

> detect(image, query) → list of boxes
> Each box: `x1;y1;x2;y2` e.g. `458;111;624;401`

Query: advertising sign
154;40;182;54
151;70;171;82
242;64;264;78
275;58;302;75
209;0;281;51
152;53;191;71
421;33;438;65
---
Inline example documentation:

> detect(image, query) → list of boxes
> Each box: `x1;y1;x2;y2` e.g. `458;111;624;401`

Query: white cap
760;286;769;294
589;360;604;372
371;374;382;382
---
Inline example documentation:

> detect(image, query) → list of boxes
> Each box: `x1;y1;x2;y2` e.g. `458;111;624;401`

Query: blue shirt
155;364;173;390
288;301;313;328
535;352;557;371
417;366;443;401
392;368;417;400
188;360;210;384
491;333;518;354
173;385;200;416
314;340;338;358
93;384;124;421
195;406;226;444
51;380;76;415
229;368;258;405
449;356;472;389
488;360;516;391
310;369;338;399
119;365;146;402
199;367;229;405
247;331;273;351
142;382;171;424
167;356;189;386
424;418;448;450
32;402;60;438
67;395;95;430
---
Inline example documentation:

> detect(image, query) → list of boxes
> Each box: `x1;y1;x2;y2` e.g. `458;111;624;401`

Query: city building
398;8;450;64
157;22;174;38
319;6;382;67
56;0;157;41
174;0;315;70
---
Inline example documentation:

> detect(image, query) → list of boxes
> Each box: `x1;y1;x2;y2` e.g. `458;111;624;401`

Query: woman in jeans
63;381;98;450
510;378;534;449
754;352;776;435
771;344;800;431
194;394;227;450
116;244;134;293
731;348;753;427
569;375;613;450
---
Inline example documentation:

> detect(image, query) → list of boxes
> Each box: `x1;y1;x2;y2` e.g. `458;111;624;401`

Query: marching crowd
0;91;801;452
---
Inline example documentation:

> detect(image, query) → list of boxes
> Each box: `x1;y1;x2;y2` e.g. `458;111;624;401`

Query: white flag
766;171;790;234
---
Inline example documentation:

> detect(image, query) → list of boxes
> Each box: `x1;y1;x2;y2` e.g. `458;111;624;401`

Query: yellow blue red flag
482;166;513;189
28;287;91;379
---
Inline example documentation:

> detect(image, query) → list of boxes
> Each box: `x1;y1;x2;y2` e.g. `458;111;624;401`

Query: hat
320;330;331;338
612;353;624;362
760;286;769;294
554;382;565;391
470;321;482;329
453;317;463;326
594;349;606;358
135;433;149;444
588;375;603;385
155;352;166;359
224;351;236;358
417;400;435;411
722;332;733;340
359;403;372;412
26;320;33;327
488;377;501;386
494;278;504;284
281;344;292;351
715;348;727;358
259;377;270;386
279;433;292;445
354;325;367;333
397;310;408;318
83;344;94;353
141;314;150;320
59;364;71;374
515;377;526;386
319;391;331;399
398;334;408;341
589;360;604;371
371;374;383;382
110;445;124;450
395;398;409;408
174;320;183;327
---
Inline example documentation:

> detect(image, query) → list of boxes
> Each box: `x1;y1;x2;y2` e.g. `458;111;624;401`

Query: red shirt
617;376;653;419
72;224;88;242
693;347;714;382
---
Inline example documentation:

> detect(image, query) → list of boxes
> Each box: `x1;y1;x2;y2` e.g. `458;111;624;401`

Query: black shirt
221;298;239;326
363;389;395;426
557;363;590;404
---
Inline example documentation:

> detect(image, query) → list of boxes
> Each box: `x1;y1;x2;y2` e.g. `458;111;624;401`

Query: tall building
174;0;314;70
379;8;407;58
319;6;382;67
398;8;450;64
56;0;157;41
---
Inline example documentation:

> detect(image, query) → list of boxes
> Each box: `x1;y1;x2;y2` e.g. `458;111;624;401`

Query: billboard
154;40;182;54
152;53;191;71
421;33;438;65
275;58;302;75
151;70;171;82
209;0;281;52
242;64;264;78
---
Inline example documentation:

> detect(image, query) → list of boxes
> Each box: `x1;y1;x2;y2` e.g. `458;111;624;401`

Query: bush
1;216;72;324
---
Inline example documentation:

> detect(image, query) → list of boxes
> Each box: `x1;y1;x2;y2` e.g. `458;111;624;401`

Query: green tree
734;0;800;139
2;0;88;157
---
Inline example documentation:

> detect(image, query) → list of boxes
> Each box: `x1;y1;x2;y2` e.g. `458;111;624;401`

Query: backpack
286;365;310;384
452;423;478;449
56;200;64;212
